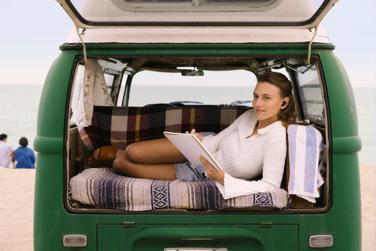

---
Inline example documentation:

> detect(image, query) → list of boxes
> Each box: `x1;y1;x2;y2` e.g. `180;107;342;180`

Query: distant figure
13;137;36;169
0;134;13;168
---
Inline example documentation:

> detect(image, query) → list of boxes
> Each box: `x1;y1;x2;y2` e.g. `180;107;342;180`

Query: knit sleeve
201;111;248;153
261;131;286;187
216;132;287;200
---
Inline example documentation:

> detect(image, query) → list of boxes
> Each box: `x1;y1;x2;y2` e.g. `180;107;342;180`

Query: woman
113;72;296;199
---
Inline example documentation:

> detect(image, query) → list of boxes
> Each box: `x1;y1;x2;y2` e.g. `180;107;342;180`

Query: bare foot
113;150;125;173
112;158;120;171
116;149;125;159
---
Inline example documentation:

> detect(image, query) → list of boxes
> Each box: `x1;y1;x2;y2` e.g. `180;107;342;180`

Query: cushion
92;145;118;161
70;168;288;211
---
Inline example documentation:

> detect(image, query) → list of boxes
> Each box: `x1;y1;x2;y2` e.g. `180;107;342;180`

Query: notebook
163;131;222;170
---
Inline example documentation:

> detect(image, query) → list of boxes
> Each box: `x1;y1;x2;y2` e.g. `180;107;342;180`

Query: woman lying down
113;72;296;199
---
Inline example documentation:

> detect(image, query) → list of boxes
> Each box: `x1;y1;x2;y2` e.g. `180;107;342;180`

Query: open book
164;131;223;170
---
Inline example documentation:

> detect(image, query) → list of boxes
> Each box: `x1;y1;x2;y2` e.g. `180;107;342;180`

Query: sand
0;165;374;251
360;164;376;251
0;168;34;251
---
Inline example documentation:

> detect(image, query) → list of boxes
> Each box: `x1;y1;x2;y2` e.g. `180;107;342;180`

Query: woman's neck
257;117;278;129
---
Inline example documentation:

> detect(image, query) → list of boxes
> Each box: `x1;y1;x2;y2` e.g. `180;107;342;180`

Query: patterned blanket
79;106;248;150
70;168;288;211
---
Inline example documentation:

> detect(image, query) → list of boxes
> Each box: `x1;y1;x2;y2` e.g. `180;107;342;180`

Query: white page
164;131;222;170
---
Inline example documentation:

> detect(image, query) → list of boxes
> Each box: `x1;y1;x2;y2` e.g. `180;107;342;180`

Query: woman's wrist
217;171;225;185
210;169;225;185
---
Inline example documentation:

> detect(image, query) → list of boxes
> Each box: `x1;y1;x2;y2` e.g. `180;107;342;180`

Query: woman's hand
188;129;204;142
199;156;225;185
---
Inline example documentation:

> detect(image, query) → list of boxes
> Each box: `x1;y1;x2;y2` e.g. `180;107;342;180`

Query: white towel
287;125;324;203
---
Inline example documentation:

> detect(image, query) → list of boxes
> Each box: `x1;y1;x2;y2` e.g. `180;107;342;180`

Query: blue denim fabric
175;162;207;181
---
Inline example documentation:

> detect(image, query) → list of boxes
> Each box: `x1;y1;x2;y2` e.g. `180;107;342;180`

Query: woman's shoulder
235;109;257;128
269;122;286;139
239;109;257;121
261;120;286;138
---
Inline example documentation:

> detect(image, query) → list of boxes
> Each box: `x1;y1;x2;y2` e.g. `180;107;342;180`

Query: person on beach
13;137;36;169
113;72;296;199
0;134;13;168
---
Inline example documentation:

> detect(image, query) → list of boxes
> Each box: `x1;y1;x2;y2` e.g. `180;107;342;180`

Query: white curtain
71;59;114;129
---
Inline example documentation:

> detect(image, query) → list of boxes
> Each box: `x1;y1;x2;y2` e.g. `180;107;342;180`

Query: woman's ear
281;97;290;110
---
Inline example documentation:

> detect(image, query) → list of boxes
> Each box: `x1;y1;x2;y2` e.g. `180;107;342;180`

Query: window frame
65;55;331;214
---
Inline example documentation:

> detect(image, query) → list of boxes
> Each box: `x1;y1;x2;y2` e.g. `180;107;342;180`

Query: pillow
92;146;118;161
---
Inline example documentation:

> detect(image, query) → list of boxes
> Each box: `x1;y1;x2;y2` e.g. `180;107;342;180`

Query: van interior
66;56;329;213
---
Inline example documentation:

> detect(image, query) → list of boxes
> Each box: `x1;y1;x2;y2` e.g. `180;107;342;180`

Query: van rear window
127;69;255;106
295;64;325;124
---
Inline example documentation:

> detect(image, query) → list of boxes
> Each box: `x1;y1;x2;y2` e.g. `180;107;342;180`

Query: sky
0;1;375;87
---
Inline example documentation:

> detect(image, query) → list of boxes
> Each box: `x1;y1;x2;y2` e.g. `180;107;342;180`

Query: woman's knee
124;143;143;162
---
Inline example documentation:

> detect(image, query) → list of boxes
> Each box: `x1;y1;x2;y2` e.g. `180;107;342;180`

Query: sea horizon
0;84;375;167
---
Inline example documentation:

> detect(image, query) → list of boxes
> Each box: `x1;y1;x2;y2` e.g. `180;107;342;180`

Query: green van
34;0;362;250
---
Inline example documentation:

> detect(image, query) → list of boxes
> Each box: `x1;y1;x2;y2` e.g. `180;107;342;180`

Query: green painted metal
98;225;298;251
34;43;361;251
319;50;362;250
34;136;63;154
332;136;362;153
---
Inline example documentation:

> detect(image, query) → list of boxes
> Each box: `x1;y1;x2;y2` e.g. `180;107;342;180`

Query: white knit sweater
202;109;286;199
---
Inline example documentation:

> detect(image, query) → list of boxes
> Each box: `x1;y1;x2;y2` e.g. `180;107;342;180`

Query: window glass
104;73;115;94
295;64;324;124
116;75;128;106
117;0;280;10
70;64;85;120
104;73;114;86
67;0;327;25
128;70;256;106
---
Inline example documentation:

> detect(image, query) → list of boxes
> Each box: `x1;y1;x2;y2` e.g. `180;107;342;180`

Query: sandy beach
0;165;374;251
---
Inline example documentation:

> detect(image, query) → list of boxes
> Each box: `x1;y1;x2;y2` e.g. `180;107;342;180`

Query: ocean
0;84;375;166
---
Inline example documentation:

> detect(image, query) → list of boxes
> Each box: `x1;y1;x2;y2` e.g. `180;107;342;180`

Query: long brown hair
257;72;296;126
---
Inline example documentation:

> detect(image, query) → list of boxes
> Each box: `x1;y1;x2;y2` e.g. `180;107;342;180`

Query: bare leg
112;138;186;180
124;138;185;164
113;150;176;180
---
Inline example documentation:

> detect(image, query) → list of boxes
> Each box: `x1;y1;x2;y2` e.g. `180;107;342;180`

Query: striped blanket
70;168;288;211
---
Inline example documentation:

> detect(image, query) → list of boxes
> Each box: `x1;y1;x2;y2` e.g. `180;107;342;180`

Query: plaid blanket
70;168;288;211
79;106;248;150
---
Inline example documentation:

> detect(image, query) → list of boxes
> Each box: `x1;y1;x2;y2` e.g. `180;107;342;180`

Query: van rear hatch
98;224;298;250
58;0;338;29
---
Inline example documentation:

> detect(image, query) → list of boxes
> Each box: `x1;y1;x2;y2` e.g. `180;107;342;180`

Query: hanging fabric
71;59;114;129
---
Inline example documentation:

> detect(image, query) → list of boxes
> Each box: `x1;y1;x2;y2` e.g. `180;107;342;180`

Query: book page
164;131;222;170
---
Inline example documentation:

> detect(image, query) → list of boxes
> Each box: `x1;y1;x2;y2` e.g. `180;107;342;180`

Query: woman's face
252;82;288;125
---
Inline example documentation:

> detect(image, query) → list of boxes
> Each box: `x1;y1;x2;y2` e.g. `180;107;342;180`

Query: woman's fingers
199;156;214;174
195;133;203;141
199;156;225;185
189;129;203;141
199;156;209;167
